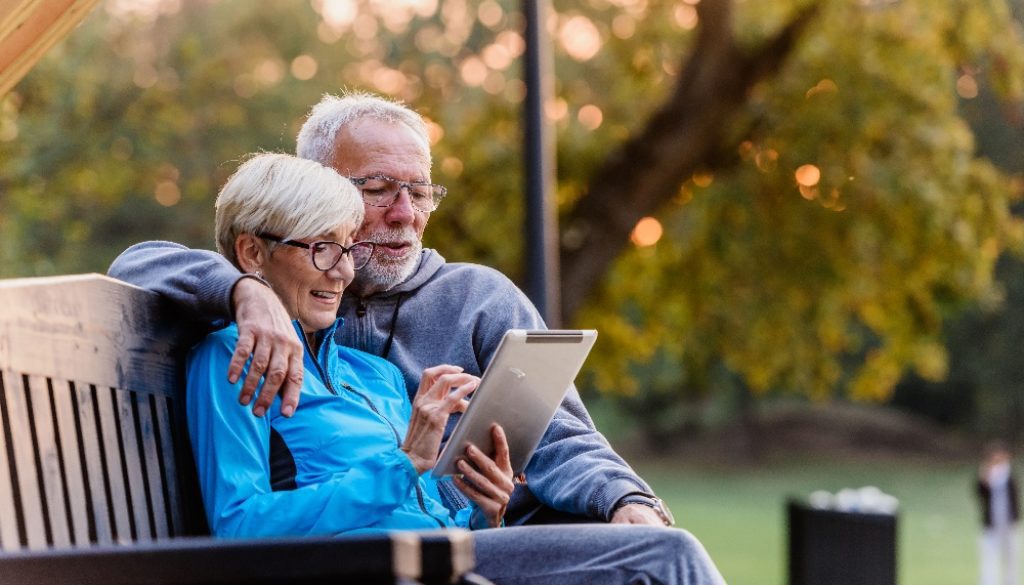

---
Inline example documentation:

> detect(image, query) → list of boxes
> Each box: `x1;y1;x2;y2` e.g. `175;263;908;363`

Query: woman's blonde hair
214;153;364;269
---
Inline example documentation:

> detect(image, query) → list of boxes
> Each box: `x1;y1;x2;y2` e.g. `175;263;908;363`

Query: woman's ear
235;233;265;274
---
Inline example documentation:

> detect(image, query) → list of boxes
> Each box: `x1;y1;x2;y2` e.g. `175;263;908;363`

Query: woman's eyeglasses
258;233;375;271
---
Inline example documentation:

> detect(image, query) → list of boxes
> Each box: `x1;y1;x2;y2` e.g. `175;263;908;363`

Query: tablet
431;329;597;478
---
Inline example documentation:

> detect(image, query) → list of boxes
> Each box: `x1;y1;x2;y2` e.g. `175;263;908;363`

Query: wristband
614;494;676;526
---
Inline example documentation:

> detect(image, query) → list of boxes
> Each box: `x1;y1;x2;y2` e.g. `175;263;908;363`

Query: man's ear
235;233;265;274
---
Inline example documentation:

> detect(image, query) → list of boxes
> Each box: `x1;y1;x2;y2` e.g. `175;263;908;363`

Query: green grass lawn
632;457;979;585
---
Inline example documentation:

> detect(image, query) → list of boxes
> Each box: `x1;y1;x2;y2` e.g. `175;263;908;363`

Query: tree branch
559;0;820;319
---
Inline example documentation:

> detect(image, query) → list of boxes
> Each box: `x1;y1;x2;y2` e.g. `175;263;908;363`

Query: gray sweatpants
473;524;726;585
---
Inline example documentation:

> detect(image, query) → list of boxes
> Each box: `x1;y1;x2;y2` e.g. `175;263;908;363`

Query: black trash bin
787;499;898;585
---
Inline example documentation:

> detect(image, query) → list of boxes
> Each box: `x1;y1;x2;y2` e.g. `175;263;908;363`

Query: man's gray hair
296;90;431;169
215;153;364;269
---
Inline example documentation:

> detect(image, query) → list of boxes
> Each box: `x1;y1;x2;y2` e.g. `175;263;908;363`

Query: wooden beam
0;0;100;97
0;0;43;41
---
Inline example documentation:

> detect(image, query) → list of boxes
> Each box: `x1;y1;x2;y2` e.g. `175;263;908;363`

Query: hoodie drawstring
380;293;404;359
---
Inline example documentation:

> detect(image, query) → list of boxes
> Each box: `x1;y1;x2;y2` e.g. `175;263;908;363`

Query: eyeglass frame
257;233;376;271
347;174;448;213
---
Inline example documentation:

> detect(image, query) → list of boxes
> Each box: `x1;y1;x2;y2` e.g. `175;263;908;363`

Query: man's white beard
354;227;422;294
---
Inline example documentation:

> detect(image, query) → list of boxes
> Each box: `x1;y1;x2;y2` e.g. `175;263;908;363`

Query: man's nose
385;187;416;225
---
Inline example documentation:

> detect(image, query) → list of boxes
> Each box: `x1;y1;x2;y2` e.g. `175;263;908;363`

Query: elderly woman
187;153;725;584
188;152;510;534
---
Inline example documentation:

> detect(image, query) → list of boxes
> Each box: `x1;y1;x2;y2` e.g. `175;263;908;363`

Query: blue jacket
186;320;471;537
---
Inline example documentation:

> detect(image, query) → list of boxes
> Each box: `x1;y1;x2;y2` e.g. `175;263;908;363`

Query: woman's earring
255;270;264;280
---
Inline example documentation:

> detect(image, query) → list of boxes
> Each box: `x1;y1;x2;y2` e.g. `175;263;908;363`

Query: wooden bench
0;273;482;584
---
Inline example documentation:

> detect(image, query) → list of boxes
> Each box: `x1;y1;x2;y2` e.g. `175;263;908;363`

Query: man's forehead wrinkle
331;120;433;183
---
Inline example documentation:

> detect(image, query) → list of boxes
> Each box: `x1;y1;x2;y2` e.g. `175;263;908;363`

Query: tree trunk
559;0;819;319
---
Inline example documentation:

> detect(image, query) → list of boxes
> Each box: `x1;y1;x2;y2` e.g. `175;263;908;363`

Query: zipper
297;323;446;528
299;332;338;396
339;381;447;529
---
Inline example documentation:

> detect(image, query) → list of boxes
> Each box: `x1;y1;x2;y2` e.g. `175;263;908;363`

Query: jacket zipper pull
356;299;367;317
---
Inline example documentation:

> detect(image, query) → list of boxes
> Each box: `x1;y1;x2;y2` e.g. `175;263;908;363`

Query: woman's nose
326;255;355;283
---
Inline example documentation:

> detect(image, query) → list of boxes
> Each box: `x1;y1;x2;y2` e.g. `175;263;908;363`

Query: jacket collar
290;317;344;355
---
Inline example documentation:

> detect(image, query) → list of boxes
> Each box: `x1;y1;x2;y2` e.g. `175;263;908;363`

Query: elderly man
109;91;671;527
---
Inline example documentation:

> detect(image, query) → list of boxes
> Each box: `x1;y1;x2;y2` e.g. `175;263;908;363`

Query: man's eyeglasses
347;175;447;213
258;233;375;271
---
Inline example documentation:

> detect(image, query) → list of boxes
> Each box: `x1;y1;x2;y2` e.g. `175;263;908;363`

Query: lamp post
522;0;561;327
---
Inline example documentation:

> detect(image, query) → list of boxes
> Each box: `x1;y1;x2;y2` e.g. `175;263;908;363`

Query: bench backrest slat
0;275;202;551
48;377;91;546
114;386;152;542
152;391;183;536
95;385;136;544
72;381;114;545
0;371;21;549
25;373;73;548
1;369;48;549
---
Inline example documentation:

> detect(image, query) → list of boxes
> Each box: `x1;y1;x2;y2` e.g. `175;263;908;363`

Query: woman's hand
453;424;515;528
401;365;479;475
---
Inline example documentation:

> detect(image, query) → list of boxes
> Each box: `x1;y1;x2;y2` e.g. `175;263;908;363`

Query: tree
1;0;1022;415
572;0;1024;409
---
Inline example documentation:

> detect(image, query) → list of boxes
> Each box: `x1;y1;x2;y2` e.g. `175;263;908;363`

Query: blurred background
2;0;1024;582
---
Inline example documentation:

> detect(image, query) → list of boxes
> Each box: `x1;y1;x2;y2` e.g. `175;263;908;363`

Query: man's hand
611;504;666;526
402;365;479;474
230;278;304;417
453;424;515;528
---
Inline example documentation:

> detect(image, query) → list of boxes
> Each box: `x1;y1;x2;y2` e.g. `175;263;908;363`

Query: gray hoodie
108;241;654;522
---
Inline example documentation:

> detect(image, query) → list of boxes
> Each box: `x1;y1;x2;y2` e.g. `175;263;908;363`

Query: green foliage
1;0;1023;415
893;254;1024;438
0;1;329;274
578;0;1024;407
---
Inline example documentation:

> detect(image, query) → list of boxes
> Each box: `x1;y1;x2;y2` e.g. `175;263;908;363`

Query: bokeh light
612;15;636;39
496;30;525;58
545;97;569;121
795;164;821;187
373;67;408;95
631;216;663;247
154;181;181;207
957;74;979;99
578;104;603;130
255;59;284;86
805;79;839;99
317;0;358;30
291;55;318;80
482;43;513;70
692;172;713;188
559;15;602;61
459;56;488;86
441;156;464;177
478;0;504;28
673;4;698;29
420;119;442;147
